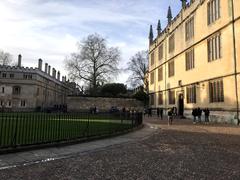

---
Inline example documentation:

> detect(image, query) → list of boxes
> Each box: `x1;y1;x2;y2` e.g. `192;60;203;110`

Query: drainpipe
164;29;169;115
231;0;239;125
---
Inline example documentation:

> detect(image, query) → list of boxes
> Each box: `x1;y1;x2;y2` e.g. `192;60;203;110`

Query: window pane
218;34;221;58
151;53;154;65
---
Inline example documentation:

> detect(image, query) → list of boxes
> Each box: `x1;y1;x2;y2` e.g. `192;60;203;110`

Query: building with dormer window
148;0;240;124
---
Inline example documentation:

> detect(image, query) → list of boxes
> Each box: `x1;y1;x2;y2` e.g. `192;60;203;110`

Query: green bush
100;83;127;97
133;90;149;105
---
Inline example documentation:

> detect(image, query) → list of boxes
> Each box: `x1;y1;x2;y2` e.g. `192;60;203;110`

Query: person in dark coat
167;108;173;125
171;107;175;120
173;107;177;117
148;108;152;117
157;108;160;117
197;107;202;123
160;108;163;120
94;106;97;114
192;108;197;124
122;107;126;119
122;107;126;113
203;108;210;123
143;108;147;116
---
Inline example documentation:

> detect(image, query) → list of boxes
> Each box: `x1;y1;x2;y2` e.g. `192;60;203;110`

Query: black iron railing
0;112;142;150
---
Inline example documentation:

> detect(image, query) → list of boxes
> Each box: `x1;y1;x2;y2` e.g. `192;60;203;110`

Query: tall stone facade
148;0;240;124
0;55;79;111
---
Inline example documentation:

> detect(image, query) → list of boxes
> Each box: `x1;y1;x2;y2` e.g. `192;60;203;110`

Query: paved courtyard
0;116;240;180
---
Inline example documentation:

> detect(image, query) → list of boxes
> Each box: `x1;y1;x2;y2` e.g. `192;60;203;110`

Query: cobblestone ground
0;117;240;180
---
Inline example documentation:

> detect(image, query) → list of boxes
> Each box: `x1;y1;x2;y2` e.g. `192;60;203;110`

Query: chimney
38;59;43;70
62;76;65;82
52;68;54;77
52;68;56;78
48;65;51;75
45;63;48;73
57;71;60;80
18;54;22;67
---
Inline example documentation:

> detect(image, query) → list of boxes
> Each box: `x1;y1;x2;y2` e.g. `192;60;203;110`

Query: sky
0;0;181;85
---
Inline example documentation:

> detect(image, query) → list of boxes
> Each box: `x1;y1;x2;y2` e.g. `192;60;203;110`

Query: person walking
204;108;210;124
148;108;152;117
174;107;178;120
122;107;126;113
173;107;177;117
148;108;151;117
144;107;147;116
167;108;173;125
160;108;163;120
197;107;202;123
157;108;160;118
94;106;97;114
192;108;197;124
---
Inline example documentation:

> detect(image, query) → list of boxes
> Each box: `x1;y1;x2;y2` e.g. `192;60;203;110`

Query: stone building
148;0;240;124
0;55;79;111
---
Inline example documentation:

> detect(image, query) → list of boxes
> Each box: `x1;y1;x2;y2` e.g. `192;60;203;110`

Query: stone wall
184;110;239;125
67;96;144;112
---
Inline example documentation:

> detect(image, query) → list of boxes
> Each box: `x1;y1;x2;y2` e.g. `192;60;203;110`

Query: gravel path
0;118;240;180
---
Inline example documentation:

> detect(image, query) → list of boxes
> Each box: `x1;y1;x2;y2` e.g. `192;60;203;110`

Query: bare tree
65;34;120;94
127;50;148;90
0;50;12;65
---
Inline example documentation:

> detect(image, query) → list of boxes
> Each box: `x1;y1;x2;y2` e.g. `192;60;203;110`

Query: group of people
144;107;178;125
156;108;164;119
145;106;211;125
122;107;140;114
145;107;152;117
192;107;210;124
146;107;170;120
90;106;98;114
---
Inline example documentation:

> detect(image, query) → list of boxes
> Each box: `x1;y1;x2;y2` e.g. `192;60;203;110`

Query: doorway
178;93;184;116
